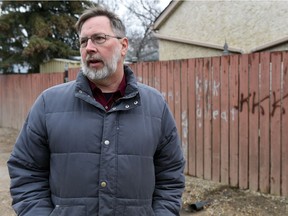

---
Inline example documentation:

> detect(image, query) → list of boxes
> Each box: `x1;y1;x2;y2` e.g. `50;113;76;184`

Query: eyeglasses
79;33;122;48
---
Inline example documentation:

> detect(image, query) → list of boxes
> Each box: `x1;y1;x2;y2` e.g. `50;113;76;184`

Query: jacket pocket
49;205;86;216
124;205;155;216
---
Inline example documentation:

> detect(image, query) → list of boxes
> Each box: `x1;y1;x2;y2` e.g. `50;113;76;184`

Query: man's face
79;16;127;81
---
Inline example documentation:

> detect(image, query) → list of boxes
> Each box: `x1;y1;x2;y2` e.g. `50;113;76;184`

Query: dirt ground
0;127;287;216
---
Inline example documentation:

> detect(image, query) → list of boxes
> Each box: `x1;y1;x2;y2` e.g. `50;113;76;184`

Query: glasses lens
80;38;88;48
91;34;106;44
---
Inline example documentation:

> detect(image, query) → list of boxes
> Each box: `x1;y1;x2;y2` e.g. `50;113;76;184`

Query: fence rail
1;51;287;196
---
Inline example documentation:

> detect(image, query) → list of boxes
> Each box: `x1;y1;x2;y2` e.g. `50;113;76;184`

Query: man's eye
80;39;87;45
93;35;105;41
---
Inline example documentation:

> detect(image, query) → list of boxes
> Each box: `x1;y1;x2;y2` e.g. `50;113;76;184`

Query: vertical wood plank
259;52;270;193
68;67;79;80
142;62;149;85
24;75;32;122
180;59;189;174
270;52;282;195
249;53;260;192
203;57;212;180
188;59;196;176
148;62;154;87
1;75;7;126
136;62;143;83
174;60;182;142
238;54;249;189
220;55;230;184
229;54;239;187
212;57;221;182
154;62;161;92
167;61;175;115
160;61;168;101
17;75;26;129
282;52;288;196
195;58;204;178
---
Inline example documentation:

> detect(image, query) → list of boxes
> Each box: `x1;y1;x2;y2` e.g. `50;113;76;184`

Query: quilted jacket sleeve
152;103;186;216
7;95;53;216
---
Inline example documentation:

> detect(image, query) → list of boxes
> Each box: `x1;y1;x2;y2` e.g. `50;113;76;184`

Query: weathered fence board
239;54;249;189
220;55;229;184
203;58;212;180
282;52;288;196
187;58;196;176
259;52;271;193
180;59;188;174
249;53;260;192
270;52;282;195
211;57;221;182
229;54;239;187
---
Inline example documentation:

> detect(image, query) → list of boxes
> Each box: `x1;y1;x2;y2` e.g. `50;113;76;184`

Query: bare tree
120;0;162;62
92;0;119;12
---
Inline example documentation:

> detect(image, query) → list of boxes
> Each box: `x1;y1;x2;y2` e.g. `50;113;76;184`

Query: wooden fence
0;51;287;196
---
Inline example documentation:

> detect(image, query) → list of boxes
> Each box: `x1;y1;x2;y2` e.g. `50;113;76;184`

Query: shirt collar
88;74;126;96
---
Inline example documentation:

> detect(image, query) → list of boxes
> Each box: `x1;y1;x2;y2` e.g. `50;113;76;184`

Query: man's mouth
87;58;104;68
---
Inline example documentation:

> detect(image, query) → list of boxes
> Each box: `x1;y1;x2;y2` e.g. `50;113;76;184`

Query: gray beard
81;47;121;81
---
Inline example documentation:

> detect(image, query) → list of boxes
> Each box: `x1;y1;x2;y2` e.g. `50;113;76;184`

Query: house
40;58;80;73
152;0;288;60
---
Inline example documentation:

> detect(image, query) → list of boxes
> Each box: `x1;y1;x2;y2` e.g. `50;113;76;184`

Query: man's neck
90;70;124;93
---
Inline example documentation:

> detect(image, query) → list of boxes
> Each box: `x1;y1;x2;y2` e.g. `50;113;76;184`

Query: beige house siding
159;40;228;60
154;0;288;60
40;58;80;73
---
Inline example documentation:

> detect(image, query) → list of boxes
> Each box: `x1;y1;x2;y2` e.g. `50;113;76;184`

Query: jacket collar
75;65;140;106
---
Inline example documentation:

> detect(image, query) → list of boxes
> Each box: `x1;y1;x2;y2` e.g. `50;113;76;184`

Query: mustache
86;54;103;62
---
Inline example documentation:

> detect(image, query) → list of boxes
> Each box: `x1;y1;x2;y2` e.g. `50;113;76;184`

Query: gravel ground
0;127;287;216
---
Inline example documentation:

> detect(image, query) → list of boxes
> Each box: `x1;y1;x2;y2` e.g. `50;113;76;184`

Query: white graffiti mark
194;108;238;126
213;80;220;96
196;108;202;118
168;91;173;100
196;76;220;97
213;110;219;120
212;108;238;122
221;112;228;122
230;108;237;121
181;111;188;139
196;76;202;94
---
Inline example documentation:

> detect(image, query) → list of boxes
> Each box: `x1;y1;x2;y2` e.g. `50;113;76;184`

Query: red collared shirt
88;75;126;110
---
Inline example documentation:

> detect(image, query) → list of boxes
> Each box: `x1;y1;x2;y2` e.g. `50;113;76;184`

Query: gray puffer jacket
7;66;185;216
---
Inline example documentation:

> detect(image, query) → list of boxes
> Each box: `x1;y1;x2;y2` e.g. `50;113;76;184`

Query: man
7;6;185;216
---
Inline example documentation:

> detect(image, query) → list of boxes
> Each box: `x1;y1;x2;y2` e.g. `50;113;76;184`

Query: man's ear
121;37;129;56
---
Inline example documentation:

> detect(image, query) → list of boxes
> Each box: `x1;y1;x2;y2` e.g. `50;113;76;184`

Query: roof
153;33;243;53
153;0;182;30
250;36;288;52
45;58;80;63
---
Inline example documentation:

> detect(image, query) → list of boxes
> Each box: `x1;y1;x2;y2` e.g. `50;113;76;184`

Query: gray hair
75;6;126;37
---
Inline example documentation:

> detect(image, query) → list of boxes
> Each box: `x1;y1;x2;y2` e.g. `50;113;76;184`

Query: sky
159;0;171;10
117;0;171;15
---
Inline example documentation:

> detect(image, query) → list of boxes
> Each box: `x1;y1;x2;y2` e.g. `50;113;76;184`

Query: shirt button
100;181;107;188
125;105;130;108
105;106;109;109
104;140;110;145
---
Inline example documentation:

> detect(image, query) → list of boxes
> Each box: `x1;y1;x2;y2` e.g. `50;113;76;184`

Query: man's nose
85;39;98;52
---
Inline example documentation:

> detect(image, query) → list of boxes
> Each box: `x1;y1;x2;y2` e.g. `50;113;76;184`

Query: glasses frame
79;33;123;48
